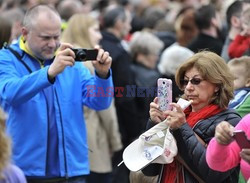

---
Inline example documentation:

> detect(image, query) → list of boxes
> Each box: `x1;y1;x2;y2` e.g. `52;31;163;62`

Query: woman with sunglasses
143;51;242;183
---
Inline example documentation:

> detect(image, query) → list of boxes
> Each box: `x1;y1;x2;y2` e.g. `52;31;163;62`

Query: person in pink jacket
206;114;250;181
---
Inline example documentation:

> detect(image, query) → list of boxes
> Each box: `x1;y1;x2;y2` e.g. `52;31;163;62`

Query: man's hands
92;45;112;79
48;44;112;80
214;121;234;145
48;43;75;79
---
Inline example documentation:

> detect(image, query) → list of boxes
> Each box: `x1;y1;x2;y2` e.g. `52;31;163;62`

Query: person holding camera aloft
206;115;250;182
143;51;241;183
0;4;113;183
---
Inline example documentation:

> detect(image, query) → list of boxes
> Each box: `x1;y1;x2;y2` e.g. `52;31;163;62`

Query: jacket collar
19;36;34;57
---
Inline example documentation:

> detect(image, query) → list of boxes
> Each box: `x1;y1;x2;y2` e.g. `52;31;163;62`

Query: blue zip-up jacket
0;41;113;177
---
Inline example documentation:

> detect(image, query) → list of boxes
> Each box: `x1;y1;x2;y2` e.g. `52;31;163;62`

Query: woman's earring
215;87;219;96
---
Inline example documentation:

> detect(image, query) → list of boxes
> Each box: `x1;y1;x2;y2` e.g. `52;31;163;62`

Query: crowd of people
0;0;250;183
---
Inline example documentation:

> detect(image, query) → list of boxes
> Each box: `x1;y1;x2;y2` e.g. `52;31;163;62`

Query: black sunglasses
180;78;204;87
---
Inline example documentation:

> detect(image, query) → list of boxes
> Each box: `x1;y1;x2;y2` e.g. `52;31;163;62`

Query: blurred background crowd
0;0;250;183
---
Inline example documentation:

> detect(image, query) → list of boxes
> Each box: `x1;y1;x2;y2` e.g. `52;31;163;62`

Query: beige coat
84;62;122;173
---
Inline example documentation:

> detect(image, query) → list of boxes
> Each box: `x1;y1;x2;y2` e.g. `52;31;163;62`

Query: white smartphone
157;78;172;111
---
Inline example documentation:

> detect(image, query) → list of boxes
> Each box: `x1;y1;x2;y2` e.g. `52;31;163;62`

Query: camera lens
77;49;86;60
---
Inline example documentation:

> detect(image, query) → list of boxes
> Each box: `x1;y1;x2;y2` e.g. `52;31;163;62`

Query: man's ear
114;18;123;32
245;78;250;87
231;15;241;29
211;17;217;27
21;27;28;41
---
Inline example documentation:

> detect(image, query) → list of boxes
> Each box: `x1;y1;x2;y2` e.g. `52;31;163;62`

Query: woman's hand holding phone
214;121;234;145
157;78;172;111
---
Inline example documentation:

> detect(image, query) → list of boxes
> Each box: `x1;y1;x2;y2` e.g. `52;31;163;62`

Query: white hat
122;121;177;172
122;98;192;172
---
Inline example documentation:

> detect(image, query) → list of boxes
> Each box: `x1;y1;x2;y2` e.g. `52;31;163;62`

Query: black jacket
131;62;161;136
100;31;139;146
143;108;241;183
188;33;223;55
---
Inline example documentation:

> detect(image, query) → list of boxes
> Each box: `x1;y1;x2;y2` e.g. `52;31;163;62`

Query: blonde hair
61;13;97;48
228;56;250;79
0;108;11;179
175;51;234;109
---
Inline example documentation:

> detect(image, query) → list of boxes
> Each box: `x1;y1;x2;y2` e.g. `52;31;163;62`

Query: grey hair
23;4;60;30
129;31;164;59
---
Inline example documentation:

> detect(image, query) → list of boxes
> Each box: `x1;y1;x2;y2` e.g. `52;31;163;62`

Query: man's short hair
23;4;60;29
226;1;243;29
102;5;126;29
194;4;216;30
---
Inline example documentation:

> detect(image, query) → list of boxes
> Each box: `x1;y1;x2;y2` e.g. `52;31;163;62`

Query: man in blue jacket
0;4;113;183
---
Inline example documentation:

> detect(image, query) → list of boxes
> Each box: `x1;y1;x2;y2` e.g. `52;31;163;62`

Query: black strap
157;165;164;183
6;46;33;73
